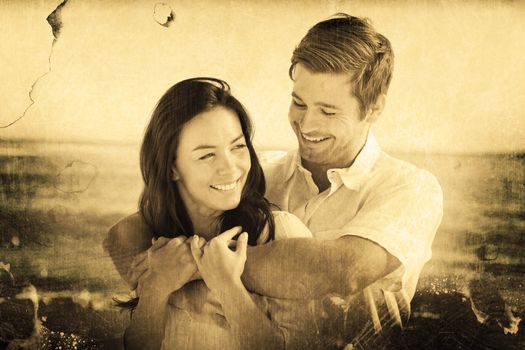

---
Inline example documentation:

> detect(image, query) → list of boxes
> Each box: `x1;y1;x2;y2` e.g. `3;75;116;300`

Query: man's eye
199;153;215;160
292;100;306;108
321;109;336;116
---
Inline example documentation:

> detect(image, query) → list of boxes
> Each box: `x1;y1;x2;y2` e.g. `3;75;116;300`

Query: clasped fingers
146;236;201;293
190;232;249;292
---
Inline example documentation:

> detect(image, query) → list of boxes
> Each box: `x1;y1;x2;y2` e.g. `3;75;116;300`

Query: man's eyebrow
315;102;340;110
291;92;341;110
192;134;244;151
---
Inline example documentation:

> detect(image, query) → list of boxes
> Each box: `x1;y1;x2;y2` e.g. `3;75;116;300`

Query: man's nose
299;109;320;133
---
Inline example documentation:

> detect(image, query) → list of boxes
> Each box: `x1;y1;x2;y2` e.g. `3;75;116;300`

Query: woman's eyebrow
192;145;214;151
230;134;244;144
192;134;244;151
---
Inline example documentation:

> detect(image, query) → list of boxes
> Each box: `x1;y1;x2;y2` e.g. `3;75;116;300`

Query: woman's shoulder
271;211;313;240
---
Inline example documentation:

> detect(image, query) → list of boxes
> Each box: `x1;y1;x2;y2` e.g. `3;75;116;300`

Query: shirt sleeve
318;169;443;292
103;213;153;289
273;211;314;240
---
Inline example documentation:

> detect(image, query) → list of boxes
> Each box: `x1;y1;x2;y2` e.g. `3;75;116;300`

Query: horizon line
0;136;524;157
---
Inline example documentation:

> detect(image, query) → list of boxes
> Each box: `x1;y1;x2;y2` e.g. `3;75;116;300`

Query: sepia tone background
1;0;524;349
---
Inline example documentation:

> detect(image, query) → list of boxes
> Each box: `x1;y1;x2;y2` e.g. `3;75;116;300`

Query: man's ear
171;165;180;181
365;94;386;123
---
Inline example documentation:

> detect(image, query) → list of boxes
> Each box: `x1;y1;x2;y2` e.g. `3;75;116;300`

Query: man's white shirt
262;133;443;331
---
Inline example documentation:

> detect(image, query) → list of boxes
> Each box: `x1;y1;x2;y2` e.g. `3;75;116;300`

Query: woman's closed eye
199;153;215;160
232;143;247;151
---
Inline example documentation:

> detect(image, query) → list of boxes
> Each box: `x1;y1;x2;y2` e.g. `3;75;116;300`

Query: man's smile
301;132;331;143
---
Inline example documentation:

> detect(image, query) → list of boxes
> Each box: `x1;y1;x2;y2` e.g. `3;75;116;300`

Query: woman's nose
217;152;236;175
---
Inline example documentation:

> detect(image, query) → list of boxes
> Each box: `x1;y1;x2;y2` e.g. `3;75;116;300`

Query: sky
1;0;524;154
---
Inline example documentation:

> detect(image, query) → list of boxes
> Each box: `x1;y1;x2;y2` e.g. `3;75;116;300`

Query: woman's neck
187;207;223;240
176;181;224;239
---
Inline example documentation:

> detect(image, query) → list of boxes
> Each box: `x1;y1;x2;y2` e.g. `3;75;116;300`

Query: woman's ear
171;165;180;181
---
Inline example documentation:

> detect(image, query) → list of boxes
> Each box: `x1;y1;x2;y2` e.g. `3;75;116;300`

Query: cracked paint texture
1;0;524;349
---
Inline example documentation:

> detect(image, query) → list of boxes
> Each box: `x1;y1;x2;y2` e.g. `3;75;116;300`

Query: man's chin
299;145;329;157
299;149;326;166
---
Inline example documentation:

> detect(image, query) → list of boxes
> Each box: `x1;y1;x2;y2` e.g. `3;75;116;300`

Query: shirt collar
284;149;302;181
328;133;381;191
285;133;381;191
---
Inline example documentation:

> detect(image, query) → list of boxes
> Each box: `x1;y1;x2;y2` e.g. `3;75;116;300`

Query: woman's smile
210;179;241;191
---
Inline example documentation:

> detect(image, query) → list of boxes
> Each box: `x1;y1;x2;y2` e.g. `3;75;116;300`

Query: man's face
288;64;373;168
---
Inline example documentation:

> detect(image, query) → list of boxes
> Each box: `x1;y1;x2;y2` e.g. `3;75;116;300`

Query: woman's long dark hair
116;78;275;311
139;77;275;245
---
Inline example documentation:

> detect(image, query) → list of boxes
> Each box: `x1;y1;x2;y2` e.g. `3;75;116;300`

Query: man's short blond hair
290;13;394;118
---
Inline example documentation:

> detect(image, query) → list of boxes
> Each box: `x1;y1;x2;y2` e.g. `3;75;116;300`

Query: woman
105;78;312;349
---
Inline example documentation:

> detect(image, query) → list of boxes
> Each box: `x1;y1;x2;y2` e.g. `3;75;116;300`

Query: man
106;13;442;348
253;14;443;345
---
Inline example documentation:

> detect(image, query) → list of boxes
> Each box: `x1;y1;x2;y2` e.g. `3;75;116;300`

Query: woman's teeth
210;180;238;191
302;133;329;142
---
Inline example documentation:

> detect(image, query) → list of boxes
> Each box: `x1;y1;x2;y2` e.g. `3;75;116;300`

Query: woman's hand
191;227;286;349
145;235;205;296
190;226;248;298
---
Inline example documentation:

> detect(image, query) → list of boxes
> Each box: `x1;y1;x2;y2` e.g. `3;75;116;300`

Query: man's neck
301;134;369;192
303;161;332;193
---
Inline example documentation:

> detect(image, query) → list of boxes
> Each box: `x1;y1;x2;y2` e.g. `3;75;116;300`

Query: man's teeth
302;134;328;142
211;181;238;191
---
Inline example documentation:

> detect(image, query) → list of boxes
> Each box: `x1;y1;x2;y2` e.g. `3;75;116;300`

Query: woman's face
173;106;251;219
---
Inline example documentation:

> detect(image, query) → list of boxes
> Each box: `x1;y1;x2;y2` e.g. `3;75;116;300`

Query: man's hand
128;236;206;295
128;237;169;291
139;235;204;295
190;226;247;298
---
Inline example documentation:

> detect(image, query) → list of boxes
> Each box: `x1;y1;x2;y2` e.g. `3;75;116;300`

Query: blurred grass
1;141;524;349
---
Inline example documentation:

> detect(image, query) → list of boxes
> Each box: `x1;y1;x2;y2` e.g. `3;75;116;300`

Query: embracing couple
104;13;443;350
